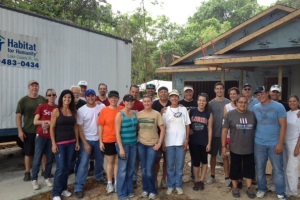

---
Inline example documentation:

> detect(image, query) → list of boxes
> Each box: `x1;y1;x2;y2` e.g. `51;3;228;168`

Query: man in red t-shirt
96;83;110;106
119;85;144;112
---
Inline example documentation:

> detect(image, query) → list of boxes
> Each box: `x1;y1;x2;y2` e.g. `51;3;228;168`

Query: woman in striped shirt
115;94;138;200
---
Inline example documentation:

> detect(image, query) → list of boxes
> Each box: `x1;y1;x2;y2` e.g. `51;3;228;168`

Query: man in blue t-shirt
252;86;287;200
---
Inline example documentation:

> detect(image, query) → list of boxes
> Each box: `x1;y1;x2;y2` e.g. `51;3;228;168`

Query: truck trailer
0;5;132;142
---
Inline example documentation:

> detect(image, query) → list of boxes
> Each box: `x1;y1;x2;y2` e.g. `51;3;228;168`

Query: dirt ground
27;151;299;200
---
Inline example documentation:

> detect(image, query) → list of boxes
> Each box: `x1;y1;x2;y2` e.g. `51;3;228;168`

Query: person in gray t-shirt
222;95;256;198
207;82;230;184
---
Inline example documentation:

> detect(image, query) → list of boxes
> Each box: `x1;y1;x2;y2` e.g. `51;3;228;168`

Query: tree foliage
276;0;300;8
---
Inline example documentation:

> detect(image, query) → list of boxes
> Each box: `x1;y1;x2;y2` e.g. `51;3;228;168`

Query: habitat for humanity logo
0;35;5;52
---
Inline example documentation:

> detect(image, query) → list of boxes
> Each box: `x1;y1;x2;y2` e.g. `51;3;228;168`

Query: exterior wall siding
0;7;131;130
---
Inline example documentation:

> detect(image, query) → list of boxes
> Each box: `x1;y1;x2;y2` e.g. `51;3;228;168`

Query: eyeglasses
243;88;251;91
47;94;57;97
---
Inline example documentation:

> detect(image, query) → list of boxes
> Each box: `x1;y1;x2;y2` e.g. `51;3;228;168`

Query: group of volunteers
15;79;300;200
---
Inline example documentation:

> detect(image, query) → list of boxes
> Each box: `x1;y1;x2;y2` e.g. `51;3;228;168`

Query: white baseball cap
78;80;88;87
183;86;193;92
270;85;282;93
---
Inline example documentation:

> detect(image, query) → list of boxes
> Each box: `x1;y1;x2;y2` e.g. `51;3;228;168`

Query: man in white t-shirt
74;89;106;198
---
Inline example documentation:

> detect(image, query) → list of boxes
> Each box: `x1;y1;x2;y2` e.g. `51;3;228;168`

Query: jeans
116;143;137;200
133;152;140;182
283;140;300;196
254;143;286;196
52;142;75;197
137;142;157;194
165;146;186;188
32;135;53;180
74;140;104;192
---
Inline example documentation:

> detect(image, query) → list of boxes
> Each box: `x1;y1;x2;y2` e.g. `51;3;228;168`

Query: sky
107;0;278;25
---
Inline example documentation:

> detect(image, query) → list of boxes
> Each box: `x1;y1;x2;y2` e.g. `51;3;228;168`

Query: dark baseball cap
243;83;252;88
254;86;268;94
158;86;168;92
108;90;119;98
123;94;134;101
146;84;155;89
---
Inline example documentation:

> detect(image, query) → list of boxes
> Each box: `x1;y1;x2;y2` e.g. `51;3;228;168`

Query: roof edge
0;4;132;44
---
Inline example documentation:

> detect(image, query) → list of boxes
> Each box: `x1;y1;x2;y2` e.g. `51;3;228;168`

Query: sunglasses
243;88;251;91
47;94;57;97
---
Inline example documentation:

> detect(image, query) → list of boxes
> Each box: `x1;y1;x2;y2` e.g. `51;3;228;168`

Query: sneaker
148;193;156;199
128;193;135;198
32;180;40;190
52;196;61;200
232;188;240;198
45;178;53;187
225;179;231;187
256;191;266;198
160;180;167;189
199;181;205;190
74;191;83;199
61;190;72;197
193;182;199;191
106;183;114;194
277;194;287;200
141;191;148;198
23;172;31;182
176;188;183;195
246;189;256;199
166;188;173;195
207;176;215;184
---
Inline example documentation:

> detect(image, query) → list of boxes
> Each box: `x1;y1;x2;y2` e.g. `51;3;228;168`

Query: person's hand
161;107;167;114
119;148;126;158
206;144;211;152
100;141;105;152
222;147;227;156
84;143;91;154
75;142;80;151
162;143;166;151
52;143;58;153
18;130;25;142
153;143;161;151
274;143;283;154
294;147;299;156
183;139;189;150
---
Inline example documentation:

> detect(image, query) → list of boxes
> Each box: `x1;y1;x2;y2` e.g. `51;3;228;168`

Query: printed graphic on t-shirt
139;118;155;131
191;116;207;131
255;107;277;125
236;118;254;134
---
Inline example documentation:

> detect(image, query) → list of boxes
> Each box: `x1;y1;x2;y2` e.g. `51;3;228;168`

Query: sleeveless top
55;109;76;144
120;110;138;145
189;108;211;146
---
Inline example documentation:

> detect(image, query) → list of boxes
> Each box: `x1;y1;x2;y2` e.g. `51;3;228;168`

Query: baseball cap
123;94;134;101
169;89;179;97
270;84;282;93
85;89;96;96
146;84;155;89
108;90;119;98
243;83;252;88
158;86;168;92
78;80;88;87
183;86;193;92
28;80;39;86
254;86;268;94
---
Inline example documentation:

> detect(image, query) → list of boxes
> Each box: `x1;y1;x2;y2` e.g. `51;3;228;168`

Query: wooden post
278;66;283;100
221;67;225;85
240;70;244;91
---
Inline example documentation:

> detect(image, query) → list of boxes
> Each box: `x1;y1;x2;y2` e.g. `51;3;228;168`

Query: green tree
189;0;263;27
276;0;300;8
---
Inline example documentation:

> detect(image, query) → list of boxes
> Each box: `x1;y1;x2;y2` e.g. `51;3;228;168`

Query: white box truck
0;5;132;143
